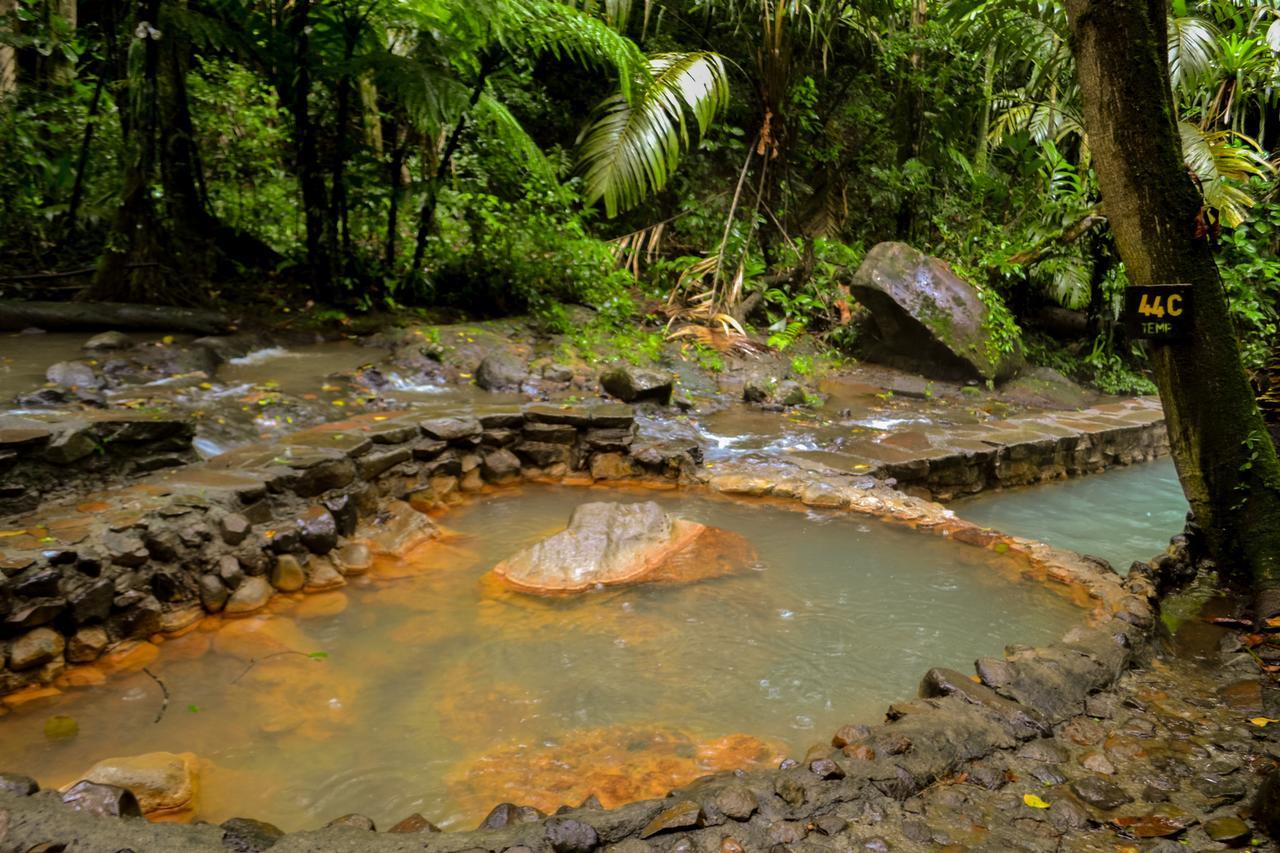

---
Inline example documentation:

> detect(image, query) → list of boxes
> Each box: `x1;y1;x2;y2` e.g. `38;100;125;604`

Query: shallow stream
0;488;1083;830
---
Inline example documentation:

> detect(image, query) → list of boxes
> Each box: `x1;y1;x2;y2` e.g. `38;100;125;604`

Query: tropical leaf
578;51;730;217
1168;15;1220;91
1179;122;1275;227
472;94;558;182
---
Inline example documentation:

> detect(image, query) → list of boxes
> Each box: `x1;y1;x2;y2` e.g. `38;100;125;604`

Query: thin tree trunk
1065;0;1280;605
64;71;106;232
0;0;16;101
91;0;168;303
894;0;927;240
288;0;332;300
407;57;495;280
383;123;407;270
974;43;996;173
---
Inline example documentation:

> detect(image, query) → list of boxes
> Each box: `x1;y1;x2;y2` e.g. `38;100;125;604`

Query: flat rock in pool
489;501;756;594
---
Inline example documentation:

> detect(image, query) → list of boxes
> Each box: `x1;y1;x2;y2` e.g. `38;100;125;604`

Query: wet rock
769;821;806;844
720;839;745;853
814;814;847;836
1203;816;1251;846
590;453;634;481
387;813;441;833
850;242;1022;382
965;763;1007;790
0;773;38;796
107;593;162;640
479;802;545;829
1195;773;1247;806
13;567;60;598
546;817;599;853
1254;770;1280;839
220;513;251;546
1070;776;1133;810
476;353;528;391
305;557;345;591
10;627;64;671
775;774;807;807
6;598;66;631
324;494;358;537
542;363;574;383
832;724;871;748
1029;765;1066;786
224;576;272;615
326;813;376;830
61;780;143;818
1081;751;1116;775
270;555;306;592
1047;795;1091;831
104;532;149;567
482;448;523;482
47;360;102;389
296;507;337;554
361;500;438;556
1017;739;1069;765
78;751;199;815
491;501;753;593
809;757;844;780
222;816;286;851
600;365;674;404
1062;716;1106;746
217;555;245;587
332;543;372;576
199;575;228;612
715;786;758;820
640;800;703;838
67;625;108;662
66;578;114;626
84;330;135;351
421;416;483;444
919;666;1050;739
1110;808;1195;839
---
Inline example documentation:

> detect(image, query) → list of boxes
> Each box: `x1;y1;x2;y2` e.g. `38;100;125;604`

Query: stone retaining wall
0;400;1187;852
0;411;196;516
873;399;1170;501
0;403;699;698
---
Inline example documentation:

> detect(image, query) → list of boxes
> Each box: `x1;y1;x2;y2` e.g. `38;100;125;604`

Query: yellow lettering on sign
1138;294;1166;318
1167;294;1183;317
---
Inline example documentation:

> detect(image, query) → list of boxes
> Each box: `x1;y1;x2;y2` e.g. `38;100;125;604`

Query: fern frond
577;51;729;216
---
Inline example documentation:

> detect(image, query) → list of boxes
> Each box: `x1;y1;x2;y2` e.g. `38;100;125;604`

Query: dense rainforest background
2;0;1279;397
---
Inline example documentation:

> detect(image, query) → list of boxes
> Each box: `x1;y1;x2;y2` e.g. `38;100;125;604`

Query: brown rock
271;554;306;592
10;628;64;671
388;813;441;833
75;751;199;816
224;576;273;616
491;501;755;594
332;542;372;576
640;800;703;838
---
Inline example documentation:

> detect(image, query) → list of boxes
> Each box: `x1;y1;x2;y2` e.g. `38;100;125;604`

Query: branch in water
142;667;170;724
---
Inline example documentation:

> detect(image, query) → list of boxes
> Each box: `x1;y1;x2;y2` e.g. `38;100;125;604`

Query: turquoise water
954;459;1188;571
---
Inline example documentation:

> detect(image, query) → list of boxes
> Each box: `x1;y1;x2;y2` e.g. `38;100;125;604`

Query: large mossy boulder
491;501;754;594
850;242;1023;382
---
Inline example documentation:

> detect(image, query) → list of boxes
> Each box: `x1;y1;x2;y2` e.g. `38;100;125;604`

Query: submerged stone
62;779;143;818
490;501;755;594
76;750;200;816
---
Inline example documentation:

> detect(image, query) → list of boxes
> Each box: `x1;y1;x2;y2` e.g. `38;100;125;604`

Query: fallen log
0;301;233;335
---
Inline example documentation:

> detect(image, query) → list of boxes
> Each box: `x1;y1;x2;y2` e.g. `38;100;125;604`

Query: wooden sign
1126;284;1192;342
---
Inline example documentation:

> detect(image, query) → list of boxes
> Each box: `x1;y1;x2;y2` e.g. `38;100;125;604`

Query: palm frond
577;51;729;217
1179;121;1275;228
502;0;648;99
1168;15;1220;91
473;94;558;182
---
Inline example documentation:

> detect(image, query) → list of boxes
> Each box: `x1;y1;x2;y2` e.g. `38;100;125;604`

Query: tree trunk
0;0;16;102
894;0;927;240
0;300;231;333
1065;0;1280;603
91;0;168;303
288;0;333;301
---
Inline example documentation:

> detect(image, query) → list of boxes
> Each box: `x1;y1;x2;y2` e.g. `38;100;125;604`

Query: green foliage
1217;188;1280;369
424;179;633;328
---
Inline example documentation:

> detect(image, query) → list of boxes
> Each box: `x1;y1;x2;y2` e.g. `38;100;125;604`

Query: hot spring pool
0;487;1086;830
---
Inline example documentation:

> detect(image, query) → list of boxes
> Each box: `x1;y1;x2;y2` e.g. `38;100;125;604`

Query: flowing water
0;488;1084;831
953;459;1188;571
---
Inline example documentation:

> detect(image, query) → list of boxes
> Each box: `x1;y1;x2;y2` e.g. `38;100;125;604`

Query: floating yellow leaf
1250;717;1280;727
162;335;174;345
1022;794;1050;809
198;382;213;390
332;400;346;407
1266;616;1280;628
